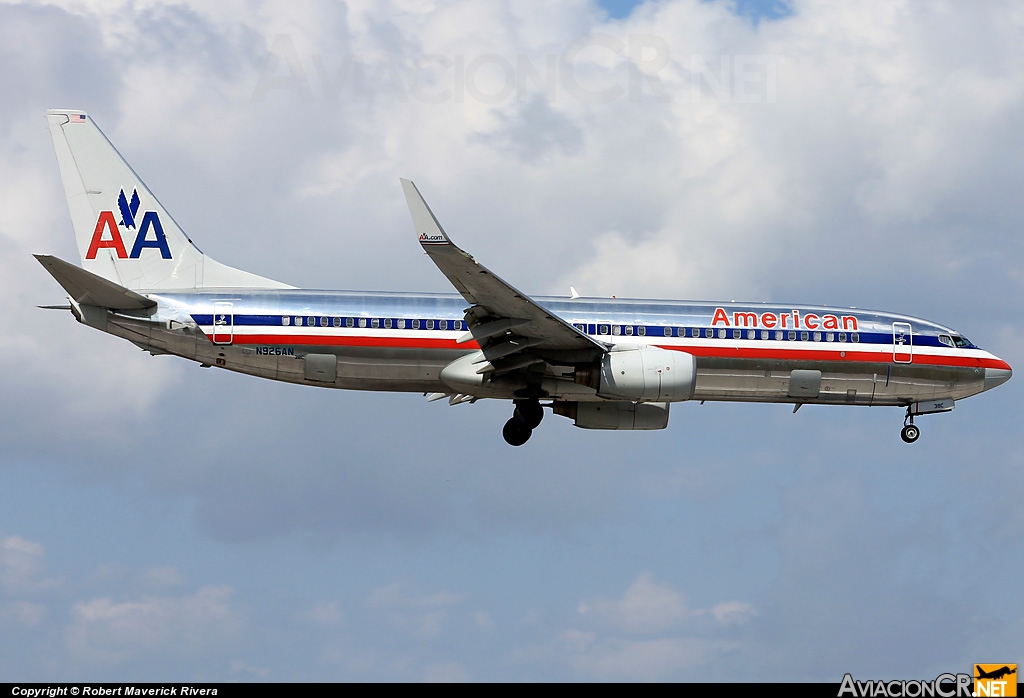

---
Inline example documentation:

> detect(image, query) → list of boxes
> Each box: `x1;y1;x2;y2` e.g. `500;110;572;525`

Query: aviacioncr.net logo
839;673;973;698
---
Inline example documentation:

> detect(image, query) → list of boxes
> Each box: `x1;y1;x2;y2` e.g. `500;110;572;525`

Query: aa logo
975;664;1017;697
85;188;171;260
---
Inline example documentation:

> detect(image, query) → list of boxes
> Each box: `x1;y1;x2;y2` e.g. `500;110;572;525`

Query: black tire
514;401;544;429
503;418;532;446
901;424;920;443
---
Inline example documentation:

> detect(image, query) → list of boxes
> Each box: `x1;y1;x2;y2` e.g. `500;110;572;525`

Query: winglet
401;178;452;247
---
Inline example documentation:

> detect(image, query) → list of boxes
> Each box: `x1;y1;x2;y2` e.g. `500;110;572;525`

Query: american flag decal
70;114;86;123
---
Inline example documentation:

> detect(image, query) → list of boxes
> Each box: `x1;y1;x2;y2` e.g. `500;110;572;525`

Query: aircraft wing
401;179;606;371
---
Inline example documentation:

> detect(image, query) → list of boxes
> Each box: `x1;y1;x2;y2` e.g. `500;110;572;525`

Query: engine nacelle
439;351;487;393
553;401;670;430
579;348;696;402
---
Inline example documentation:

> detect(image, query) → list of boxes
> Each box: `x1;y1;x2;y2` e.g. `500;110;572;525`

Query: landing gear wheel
514;401;544;429
503;418;532;446
900;424;920;443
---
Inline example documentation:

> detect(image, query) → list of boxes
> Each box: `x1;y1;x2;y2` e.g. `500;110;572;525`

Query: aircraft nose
984;365;1012;391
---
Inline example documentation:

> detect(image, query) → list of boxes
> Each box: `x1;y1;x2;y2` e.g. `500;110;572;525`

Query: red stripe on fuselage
655;344;1008;370
232;333;472;351
209;331;1007;370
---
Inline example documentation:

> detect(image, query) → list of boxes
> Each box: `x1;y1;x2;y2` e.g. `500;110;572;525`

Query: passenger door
892;322;912;363
212;301;233;345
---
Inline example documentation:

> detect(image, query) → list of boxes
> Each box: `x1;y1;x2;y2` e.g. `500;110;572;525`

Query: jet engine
575;347;696;402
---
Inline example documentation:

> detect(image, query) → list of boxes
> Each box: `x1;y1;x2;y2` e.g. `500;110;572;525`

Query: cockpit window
938;334;954;348
951;335;972;348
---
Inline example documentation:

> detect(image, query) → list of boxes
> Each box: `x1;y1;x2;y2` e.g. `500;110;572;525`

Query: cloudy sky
1;0;1023;682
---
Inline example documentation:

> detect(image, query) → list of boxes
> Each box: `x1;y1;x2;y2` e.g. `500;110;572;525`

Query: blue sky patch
598;0;794;23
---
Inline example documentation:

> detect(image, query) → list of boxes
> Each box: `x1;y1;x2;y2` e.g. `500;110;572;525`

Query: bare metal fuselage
91;289;1005;408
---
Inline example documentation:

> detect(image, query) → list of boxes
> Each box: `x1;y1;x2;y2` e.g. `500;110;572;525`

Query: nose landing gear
901;408;920;444
502;399;544;446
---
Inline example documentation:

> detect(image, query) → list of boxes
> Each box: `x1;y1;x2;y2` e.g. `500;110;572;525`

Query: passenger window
706;328;714;338
282;316;290;326
664;327;672;337
826;332;834;342
345;317;354;328
732;329;741;339
333;317;341;327
384;318;392;329
838;332;846;342
638;326;646;336
624;326;633;336
295;317;303;326
412;319;420;329
851;333;859;343
358;318;367;328
371;318;379;328
398;319;406;329
748;330;756;339
427;320;435;330
760;330;769;340
718;329;727;339
788;331;796;340
599;325;609;335
813;332;821;342
320;317;328;327
775;331;783;341
800;331;809;341
612;326;621;335
308;317;315;327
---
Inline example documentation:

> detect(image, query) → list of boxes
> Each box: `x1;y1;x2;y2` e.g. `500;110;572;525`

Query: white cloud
367;583;461;639
305;600;344;626
706;600;758;625
142;566;187;588
66;586;242;664
0;534;57;594
0;600;46;628
560;632;721;681
578;572;689;634
561;573;756;679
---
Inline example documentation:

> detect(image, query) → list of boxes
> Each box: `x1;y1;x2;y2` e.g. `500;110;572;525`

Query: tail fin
45;109;291;291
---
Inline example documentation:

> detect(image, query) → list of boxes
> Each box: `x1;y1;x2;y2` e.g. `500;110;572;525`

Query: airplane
975;666;1016;681
36;109;1012;446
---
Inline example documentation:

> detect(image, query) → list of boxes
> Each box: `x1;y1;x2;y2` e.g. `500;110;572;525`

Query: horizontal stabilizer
35;254;156;310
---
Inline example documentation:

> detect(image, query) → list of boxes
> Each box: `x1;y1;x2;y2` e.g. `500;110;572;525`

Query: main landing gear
901;407;921;444
502;399;544;446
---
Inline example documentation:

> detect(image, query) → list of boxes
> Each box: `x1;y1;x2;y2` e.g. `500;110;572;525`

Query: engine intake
576;348;696;402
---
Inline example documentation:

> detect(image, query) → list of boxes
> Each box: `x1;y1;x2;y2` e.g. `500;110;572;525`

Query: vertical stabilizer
45;109;291;291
